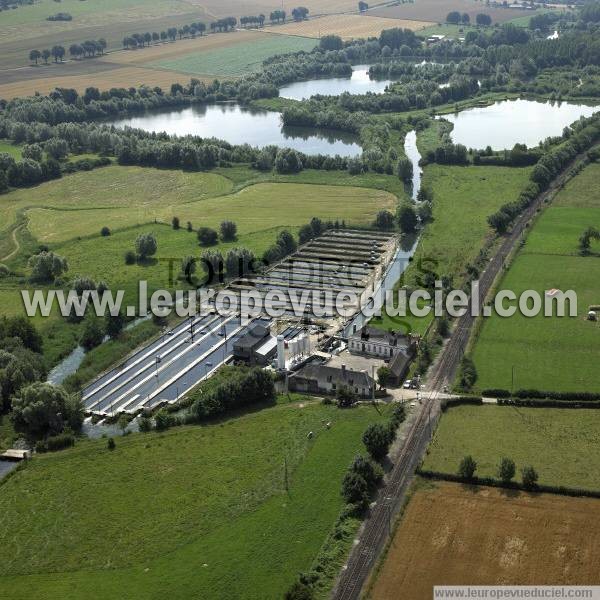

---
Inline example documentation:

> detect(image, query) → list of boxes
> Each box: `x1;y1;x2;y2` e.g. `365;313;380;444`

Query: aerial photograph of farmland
1;0;600;599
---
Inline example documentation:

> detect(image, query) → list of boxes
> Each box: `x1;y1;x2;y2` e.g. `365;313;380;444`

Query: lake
110;103;362;157
279;64;393;100
442;98;598;150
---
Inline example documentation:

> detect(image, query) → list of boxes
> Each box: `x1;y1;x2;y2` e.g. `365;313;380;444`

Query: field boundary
417;469;600;499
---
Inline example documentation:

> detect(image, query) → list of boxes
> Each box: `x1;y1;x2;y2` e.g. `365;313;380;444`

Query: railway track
332;152;589;600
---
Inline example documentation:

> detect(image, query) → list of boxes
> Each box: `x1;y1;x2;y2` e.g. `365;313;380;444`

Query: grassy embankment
472;162;600;392
0;400;390;599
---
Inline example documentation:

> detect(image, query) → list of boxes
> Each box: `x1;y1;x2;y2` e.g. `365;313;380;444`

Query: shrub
498;457;516;484
458;455;477;479
36;432;76;453
138;415;153;432
100;226;111;237
284;580;314;600
521;465;538;489
124;250;136;265
197;226;218;246
390;402;406;427
107;437;116;450
172;216;180;230
154;409;175;431
336;385;357;408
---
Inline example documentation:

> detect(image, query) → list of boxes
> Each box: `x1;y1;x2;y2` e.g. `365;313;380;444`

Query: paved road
332;152;590;600
82;313;270;416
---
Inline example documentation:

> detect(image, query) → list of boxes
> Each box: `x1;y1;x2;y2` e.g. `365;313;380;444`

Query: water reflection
110;103;361;157
442;98;598;150
279;64;393;100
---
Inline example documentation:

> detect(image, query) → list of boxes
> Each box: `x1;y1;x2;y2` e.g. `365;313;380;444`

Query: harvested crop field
151;33;317;77
185;0;360;18
272;14;432;40
370;0;534;24
370;481;600;600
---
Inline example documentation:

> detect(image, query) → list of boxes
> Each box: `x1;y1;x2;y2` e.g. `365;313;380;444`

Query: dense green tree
336;385;358;408
29;49;41;65
341;470;369;504
447;11;461;24
225;247;255;278
362;423;394;461
458;356;478;390
319;35;343;51
397;203;417;233
11;382;83;439
274;148;303;174
105;311;125;339
181;255;197;284
135;233;157;260
220;220;237;242
28;251;68;283
80;317;104;351
374;209;395;231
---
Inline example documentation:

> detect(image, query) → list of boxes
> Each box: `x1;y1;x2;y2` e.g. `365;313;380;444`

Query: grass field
152;33;316;77
472;163;600;392
10;167;396;244
423;404;600;489
0;141;22;159
371;163;531;335
0;401;389;599
272;14;432;40
370;480;600;599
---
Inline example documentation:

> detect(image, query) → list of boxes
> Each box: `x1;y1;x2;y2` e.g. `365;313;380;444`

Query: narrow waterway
343;129;423;336
404;130;422;201
46;317;151;386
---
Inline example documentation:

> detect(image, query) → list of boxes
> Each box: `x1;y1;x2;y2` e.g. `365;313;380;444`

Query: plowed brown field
370;482;600;599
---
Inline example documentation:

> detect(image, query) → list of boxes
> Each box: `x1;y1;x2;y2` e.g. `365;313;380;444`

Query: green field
423;404;600;490
0;0;192;45
0;140;22;159
0;164;398;369
371;163;532;335
0;401;389;599
472;163;600;392
152;34;317;77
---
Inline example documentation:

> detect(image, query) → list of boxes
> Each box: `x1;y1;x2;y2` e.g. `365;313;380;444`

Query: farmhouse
289;362;375;398
348;326;416;359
